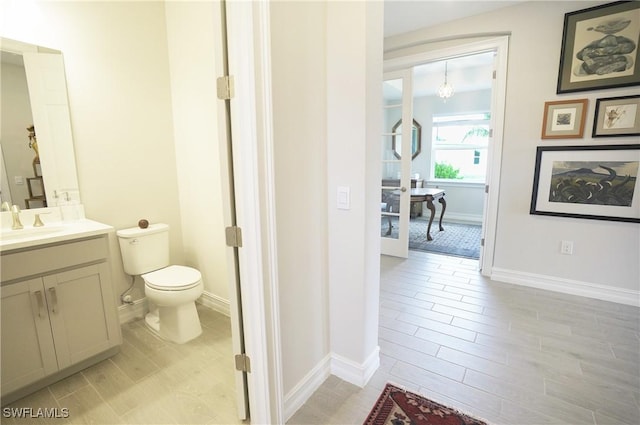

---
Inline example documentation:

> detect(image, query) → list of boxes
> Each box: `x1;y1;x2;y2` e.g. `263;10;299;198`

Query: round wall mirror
392;119;421;160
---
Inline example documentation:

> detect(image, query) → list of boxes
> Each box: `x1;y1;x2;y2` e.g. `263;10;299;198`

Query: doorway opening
381;36;509;275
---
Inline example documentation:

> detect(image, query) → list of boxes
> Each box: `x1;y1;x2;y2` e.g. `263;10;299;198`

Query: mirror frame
1;37;80;207
392;118;421;160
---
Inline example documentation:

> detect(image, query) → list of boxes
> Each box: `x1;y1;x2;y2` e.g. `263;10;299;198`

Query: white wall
269;0;383;410
164;0;230;309
270;0;330;397
327;0;382;379
386;1;640;302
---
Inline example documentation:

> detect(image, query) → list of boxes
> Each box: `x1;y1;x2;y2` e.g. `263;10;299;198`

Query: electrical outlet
560;240;574;255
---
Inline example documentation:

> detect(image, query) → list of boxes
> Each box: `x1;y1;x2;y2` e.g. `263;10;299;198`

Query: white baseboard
118;298;147;324
282;346;380;422
491;267;640;307
198;291;231;317
331;346;380;388
117;292;230;324
441;212;482;225
283;354;332;422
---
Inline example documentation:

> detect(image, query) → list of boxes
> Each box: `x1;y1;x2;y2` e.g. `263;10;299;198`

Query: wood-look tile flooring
288;251;640;425
2;305;242;425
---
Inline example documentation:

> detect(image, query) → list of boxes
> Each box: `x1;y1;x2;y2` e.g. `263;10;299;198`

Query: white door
217;3;250;419
381;69;414;258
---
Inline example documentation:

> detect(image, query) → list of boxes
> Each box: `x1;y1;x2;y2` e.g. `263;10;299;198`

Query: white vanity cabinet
1;233;121;403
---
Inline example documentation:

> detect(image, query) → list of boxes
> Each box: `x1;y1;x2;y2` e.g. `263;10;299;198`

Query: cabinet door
1;278;58;396
43;263;121;369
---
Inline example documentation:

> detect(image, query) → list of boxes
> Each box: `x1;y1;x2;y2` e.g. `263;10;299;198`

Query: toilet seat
142;265;202;291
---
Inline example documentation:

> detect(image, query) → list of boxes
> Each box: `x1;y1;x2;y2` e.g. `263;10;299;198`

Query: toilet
116;223;203;344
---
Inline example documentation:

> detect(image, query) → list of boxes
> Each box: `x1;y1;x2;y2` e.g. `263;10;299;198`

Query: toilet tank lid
116;223;169;238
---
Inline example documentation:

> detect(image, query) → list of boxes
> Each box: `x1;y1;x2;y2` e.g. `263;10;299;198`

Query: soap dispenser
59;191;80;221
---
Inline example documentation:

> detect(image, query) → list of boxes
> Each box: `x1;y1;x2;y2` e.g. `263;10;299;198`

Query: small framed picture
530;144;640;223
541;99;588;139
557;1;640;94
592;94;640;137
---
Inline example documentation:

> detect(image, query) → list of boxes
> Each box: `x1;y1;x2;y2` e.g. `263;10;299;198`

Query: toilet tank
116;223;170;275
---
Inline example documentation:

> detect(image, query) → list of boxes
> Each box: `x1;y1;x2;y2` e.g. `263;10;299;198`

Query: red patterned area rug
363;383;488;425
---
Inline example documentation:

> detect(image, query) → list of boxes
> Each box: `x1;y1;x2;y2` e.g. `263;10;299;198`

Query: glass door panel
381;72;412;257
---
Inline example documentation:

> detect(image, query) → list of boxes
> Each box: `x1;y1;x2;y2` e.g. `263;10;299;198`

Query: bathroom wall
385;1;640;301
164;1;230;309
1;1;230;306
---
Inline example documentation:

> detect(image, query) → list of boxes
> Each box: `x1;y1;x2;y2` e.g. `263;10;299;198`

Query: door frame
225;1;284;424
383;36;509;275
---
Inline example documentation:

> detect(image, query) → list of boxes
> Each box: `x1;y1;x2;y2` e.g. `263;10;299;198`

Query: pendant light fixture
438;61;454;101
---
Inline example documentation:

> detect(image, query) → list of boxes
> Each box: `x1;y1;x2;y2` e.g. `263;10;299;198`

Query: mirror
392;118;421;160
1;37;79;209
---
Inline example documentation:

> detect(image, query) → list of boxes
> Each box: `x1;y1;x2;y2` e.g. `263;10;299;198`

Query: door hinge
235;353;251;373
492;70;497;79
481;238;485;247
485;185;489;193
489;128;493;138
225;226;243;248
217;75;235;100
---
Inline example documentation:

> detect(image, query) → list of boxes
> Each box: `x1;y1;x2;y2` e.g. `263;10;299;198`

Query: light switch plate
337;186;350;210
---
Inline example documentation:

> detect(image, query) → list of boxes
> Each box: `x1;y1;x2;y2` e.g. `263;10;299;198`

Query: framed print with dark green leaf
530;144;640;223
557;1;640;94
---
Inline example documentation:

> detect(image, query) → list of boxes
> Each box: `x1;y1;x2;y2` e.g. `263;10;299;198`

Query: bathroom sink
0;219;114;252
1;225;67;241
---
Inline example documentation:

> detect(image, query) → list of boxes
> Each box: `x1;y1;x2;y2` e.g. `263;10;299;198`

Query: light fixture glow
438;62;454;101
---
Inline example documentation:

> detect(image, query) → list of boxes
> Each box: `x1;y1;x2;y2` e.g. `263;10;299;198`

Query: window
431;112;490;182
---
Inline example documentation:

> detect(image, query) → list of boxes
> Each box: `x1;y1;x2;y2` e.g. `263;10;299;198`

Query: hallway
288;251;640;424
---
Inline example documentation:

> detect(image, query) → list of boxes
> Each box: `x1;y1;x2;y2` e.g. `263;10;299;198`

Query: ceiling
383;1;523;98
384;0;524;38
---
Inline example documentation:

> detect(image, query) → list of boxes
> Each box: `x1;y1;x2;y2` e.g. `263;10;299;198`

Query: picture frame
530;144;640;223
541;99;588;139
592;94;640;137
557;1;640;94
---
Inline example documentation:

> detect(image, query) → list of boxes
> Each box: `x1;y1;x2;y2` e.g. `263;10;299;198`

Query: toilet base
145;302;202;344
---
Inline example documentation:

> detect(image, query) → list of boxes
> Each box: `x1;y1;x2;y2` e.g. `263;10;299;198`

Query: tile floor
2;305;242;425
288;250;640;425
5;251;639;425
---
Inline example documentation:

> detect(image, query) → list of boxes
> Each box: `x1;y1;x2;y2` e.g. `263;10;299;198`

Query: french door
381;69;414;258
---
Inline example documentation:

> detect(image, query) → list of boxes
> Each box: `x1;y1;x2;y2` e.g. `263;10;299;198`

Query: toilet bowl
116;223;204;344
142;265;203;344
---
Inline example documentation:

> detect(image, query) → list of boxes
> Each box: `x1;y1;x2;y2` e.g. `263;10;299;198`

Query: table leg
385;216;392;236
438;197;446;232
426;199;435;241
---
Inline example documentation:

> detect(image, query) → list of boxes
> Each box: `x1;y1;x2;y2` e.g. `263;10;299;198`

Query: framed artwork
593;94;640;137
557;1;640;94
541;99;588;139
530;144;640;223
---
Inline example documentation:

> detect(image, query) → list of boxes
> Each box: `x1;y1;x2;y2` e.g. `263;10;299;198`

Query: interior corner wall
164;1;230;306
269;1;330;397
327;0;382;381
385;1;640;303
3;1;184;302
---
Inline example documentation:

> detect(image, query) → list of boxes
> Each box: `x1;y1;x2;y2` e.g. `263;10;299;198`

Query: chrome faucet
11;205;24;230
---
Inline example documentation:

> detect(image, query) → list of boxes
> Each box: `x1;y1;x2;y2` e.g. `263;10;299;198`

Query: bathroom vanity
0;214;122;405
